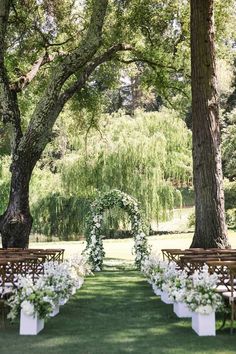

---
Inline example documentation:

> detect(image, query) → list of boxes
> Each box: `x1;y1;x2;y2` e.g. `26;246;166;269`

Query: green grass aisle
0;264;235;354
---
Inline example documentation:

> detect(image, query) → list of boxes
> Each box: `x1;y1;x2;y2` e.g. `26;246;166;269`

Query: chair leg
0;300;6;329
230;301;234;335
219;313;227;330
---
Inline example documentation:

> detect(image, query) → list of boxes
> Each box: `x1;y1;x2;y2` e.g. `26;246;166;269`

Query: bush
180;187;195;207
187;212;195;228
224;180;236;210
226;209;236;229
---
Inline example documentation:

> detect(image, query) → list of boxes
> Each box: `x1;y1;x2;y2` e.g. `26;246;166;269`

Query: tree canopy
0;0;236;246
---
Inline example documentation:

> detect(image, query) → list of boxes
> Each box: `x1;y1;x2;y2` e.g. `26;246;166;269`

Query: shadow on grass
0;261;235;354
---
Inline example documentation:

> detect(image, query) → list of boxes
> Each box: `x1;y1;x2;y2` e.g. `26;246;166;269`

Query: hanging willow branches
57;109;192;236
1;109;191;238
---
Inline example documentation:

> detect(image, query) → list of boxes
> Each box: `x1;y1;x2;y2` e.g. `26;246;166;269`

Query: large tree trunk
0;0;110;248
0;159;33;248
0;0;133;248
190;0;229;248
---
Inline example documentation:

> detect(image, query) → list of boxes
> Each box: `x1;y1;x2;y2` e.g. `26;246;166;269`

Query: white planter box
20;310;44;335
174;302;192;318
161;291;174;304
152;284;162;296
59;297;69;306
192;311;216;336
49;305;60;317
78;277;84;289
71;287;77;295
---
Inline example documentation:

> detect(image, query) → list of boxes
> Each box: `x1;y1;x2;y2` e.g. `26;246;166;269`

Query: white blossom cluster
7;274;55;321
86;190;150;270
142;256;223;315
42;261;79;301
141;255;170;289
7;256;91;321
184;265;223;314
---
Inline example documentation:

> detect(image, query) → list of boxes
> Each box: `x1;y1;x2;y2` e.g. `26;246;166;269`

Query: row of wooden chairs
162;248;236;266
0;248;65;262
161;248;236;334
0;248;65;287
0;248;65;328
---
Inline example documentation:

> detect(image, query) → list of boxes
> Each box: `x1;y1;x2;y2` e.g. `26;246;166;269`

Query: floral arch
85;189;150;271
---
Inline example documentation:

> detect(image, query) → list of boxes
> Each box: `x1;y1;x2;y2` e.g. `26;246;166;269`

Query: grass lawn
1;263;235;354
2;230;235;352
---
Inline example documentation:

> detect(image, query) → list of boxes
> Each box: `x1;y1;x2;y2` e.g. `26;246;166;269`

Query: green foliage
226;208;236;229
224;180;236;210
180;187;194;207
0;157;11;214
187;211;195;229
1;0;235;247
222;111;236;180
62;109;192;223
31;194;91;240
24;109;192;240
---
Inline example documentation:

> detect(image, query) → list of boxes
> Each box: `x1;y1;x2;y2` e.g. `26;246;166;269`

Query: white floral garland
85;189;150;271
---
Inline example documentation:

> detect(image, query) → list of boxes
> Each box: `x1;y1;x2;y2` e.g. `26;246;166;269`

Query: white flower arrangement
42;261;76;302
67;254;93;289
21;300;35;316
85;190;150;271
161;261;179;294
141;254;160;283
163;268;191;303
141;255;171;291
142;256;224;316
7;274;55;321
7;256;92;321
184;265;223;314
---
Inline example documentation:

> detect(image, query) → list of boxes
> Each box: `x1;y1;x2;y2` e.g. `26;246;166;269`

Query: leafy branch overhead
0;0;235;248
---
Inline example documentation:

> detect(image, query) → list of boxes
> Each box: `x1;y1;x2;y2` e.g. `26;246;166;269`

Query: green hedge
224;181;236;210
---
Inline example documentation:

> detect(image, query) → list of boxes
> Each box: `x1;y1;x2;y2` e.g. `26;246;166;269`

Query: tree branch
117;57;184;73
10;51;65;92
59;44;133;106
17;0;109;165
44;37;73;48
0;0;23;150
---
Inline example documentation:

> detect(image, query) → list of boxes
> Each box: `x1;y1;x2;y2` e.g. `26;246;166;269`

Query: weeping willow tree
57;109;192;235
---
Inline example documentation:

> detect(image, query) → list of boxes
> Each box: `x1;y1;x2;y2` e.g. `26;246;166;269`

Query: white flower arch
85;190;150;271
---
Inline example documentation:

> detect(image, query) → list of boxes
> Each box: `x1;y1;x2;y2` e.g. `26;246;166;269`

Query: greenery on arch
85;190;150;271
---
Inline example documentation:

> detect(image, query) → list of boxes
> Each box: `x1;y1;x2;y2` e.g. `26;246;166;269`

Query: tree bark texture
190;0;229;248
0;159;33;248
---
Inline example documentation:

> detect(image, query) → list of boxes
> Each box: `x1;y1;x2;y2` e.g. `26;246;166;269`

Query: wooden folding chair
207;260;236;334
